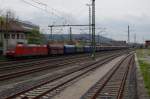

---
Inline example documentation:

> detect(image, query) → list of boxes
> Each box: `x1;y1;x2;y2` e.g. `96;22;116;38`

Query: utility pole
142;37;145;44
6;13;8;50
49;26;53;41
128;25;130;44
134;33;136;48
48;24;91;45
134;34;136;43
97;28;106;46
48;24;90;42
69;27;72;42
91;0;96;59
134;34;137;48
98;33;100;44
0;17;3;45
86;4;92;43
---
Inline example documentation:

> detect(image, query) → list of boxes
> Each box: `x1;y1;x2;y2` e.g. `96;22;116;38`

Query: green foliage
27;29;46;44
136;49;150;59
139;60;150;95
0;16;6;26
0;16;6;24
0;16;4;21
136;49;145;58
136;49;150;96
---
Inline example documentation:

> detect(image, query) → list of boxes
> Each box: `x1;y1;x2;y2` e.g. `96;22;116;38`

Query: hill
44;34;121;46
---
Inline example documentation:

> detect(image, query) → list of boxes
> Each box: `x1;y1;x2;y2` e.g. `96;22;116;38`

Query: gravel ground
0;52;125;98
0;57;96;98
0;58;92;86
0;65;79;90
52;55;125;99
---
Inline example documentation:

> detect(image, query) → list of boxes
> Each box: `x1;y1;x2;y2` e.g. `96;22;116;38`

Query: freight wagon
48;44;64;55
5;44;128;58
64;45;76;54
75;45;84;53
84;46;92;53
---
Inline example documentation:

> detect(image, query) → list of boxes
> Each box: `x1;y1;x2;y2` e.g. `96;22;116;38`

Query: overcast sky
0;0;150;43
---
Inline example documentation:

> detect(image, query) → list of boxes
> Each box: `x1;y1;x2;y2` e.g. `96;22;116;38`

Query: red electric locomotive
6;44;48;57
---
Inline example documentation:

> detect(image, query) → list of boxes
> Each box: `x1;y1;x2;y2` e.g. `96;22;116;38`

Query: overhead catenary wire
27;0;91;26
21;0;46;11
21;0;94;27
26;0;72;33
21;0;68;34
21;0;68;25
29;0;69;25
31;0;47;6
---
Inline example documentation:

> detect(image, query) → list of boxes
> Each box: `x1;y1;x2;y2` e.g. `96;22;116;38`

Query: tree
0;11;5;47
27;29;46;44
5;9;16;21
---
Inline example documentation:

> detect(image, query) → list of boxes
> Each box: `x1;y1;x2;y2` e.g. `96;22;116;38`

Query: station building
0;19;39;55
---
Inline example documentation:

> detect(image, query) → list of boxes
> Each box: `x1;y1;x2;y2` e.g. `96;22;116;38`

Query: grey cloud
0;0;150;43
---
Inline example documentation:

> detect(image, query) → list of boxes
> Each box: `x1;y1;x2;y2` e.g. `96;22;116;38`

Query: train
5;44;128;58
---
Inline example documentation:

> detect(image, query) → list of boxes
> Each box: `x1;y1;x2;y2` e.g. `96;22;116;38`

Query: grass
136;49;150;95
138;60;150;95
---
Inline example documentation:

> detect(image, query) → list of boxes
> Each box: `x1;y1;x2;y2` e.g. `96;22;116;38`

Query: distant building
0;19;39;55
145;40;150;48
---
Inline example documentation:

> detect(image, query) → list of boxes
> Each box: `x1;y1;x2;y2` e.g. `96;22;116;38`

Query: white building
0;20;39;55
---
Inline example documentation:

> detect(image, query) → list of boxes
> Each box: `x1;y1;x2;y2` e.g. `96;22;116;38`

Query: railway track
0;50;128;68
0;56;53;66
122;56;137;99
0;51;125;81
0;54;92;81
0;51;116;71
0;53;98;67
0;53;91;69
3;51;127;99
0;54;80;66
81;53;134;99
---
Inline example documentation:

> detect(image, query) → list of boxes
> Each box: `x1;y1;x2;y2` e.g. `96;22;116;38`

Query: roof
0;19;39;33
